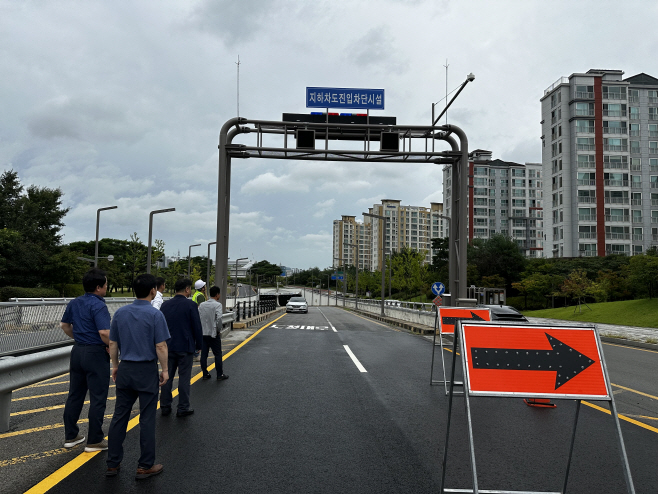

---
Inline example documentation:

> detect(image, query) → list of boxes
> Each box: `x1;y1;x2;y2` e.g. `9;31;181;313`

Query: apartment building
443;150;544;257
541;69;658;257
332;201;446;271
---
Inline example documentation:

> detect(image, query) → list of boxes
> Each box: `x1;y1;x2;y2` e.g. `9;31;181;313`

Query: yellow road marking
11;397;116;417
603;341;658;354
621;414;658;421
582;400;658;434
611;383;658;401
25;382;70;389
25;314;287;493
0;415;116;440
0;448;75;468
14;392;69;401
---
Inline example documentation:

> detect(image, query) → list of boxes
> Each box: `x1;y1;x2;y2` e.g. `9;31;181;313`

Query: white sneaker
85;439;108;452
64;435;85;448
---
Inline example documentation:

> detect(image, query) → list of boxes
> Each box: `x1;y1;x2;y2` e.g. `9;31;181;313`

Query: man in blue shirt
106;273;170;480
60;268;112;452
159;278;203;417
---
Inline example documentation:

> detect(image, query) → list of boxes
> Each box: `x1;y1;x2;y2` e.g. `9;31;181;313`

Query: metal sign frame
439;321;636;494
214;116;470;312
430;308;491;395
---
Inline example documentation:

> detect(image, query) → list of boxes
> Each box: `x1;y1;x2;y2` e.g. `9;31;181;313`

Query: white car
286;297;308;314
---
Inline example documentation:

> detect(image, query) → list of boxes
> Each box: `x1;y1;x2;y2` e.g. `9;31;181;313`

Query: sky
2;0;658;270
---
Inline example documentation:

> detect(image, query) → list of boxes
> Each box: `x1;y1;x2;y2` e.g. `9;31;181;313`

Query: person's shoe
85;439;108;452
135;464;163;480
202;373;211;380
217;374;229;381
105;465;120;477
160;407;172;416
64;435;85;448
176;409;194;417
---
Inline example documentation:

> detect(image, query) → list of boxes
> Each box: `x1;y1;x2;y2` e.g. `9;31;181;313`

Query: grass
523;298;658;329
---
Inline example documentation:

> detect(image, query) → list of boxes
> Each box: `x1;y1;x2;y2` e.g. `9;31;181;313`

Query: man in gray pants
106;274;170;480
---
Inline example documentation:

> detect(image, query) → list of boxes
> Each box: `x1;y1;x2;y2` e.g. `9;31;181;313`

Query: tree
560;269;593;312
468;234;526;289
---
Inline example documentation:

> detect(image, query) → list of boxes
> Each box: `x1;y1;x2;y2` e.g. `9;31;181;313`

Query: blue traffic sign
431;282;445;296
331;275;344;281
306;87;385;110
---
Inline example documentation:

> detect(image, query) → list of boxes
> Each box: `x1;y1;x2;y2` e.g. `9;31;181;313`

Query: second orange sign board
461;323;610;400
438;307;491;334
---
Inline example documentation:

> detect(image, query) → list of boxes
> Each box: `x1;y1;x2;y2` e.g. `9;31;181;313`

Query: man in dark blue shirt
60;268;112;452
159;278;203;417
106;273;170;480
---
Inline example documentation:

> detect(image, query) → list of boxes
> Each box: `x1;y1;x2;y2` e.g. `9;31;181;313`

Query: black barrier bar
235;302;240;322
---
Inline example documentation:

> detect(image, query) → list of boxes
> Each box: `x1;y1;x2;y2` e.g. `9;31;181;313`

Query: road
2;307;658;493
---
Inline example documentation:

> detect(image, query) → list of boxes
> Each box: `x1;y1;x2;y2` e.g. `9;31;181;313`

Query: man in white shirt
198;286;229;381
151;277;166;310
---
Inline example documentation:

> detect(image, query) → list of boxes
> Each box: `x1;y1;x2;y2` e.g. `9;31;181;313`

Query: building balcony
606;233;630;240
631;182;643;188
651;183;658;189
650;148;658;155
603;110;626;117
604;145;628;152
629;96;640;104
604;197;629;204
605;250;630;256
631;199;642;206
650;115;658;121
604;180;629;186
631;163;642;171
579;215;596;221
576;127;595;134
653;217;658;223
605;215;630;222
630;130;640;137
652;199;658;206
579;232;596;239
575;109;595;117
577;179;596;186
633;234;644;241
577;144;596;151
632;217;643;223
630;114;641;120
603;127;627;135
650;97;658;104
575;91;595;99
579;250;598;257
579;196;597;203
578;162;596;169
604;162;628;169
630;147;641;154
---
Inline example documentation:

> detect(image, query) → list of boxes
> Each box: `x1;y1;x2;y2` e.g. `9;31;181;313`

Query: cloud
312;198;335;218
28;94;150;143
350;27;409;73
240;172;310;194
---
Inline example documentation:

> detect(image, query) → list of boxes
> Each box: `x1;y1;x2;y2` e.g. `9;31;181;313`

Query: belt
75;342;106;347
121;359;156;363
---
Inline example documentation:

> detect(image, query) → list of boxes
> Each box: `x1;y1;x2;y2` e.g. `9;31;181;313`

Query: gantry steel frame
214;117;469;312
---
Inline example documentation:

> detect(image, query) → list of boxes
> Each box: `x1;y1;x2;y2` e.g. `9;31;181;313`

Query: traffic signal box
438;321;635;494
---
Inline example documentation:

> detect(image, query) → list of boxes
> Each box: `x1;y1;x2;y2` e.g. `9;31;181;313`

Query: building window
576;120;595;133
577;137;595;151
630;123;641;136
630;107;640;120
603;103;626;117
603;120;626;134
575;85;594;99
577;155;596;168
603;86;626;100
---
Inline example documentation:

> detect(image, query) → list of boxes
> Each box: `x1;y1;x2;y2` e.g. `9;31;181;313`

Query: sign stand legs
439;323;461;493
562;400;581;494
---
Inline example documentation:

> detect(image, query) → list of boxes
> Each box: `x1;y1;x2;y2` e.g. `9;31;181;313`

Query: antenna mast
236;55;241;118
443;59;449;124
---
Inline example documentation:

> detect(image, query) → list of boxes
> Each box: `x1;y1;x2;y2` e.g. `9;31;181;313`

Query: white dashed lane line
343;345;367;373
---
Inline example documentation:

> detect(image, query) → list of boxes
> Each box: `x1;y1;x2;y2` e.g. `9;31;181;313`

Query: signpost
439;321;636;494
431;282;445;296
430;307;491;393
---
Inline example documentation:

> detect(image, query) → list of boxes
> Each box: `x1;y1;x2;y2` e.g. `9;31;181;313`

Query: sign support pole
562;400;581;493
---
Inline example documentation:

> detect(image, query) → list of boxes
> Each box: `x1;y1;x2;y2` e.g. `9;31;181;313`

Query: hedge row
0;286;61;302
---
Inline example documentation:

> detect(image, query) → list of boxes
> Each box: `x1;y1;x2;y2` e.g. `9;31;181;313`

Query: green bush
0;286;60;301
61;284;85;298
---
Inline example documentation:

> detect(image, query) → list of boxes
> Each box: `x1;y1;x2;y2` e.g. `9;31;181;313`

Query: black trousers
201;335;223;376
159;352;193;412
107;360;159;469
63;344;110;443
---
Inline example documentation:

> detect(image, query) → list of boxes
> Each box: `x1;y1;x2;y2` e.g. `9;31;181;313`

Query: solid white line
343;345;367;373
317;307;338;332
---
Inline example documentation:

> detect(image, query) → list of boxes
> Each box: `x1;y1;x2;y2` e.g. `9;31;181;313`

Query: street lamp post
95;206;117;267
363;211;388;316
206;241;217;287
188;244;201;278
333;257;349;308
343;242;359;310
147;208;175;274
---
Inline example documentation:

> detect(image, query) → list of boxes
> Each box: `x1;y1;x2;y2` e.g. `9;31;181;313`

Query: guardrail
343;298;439;328
0;346;72;432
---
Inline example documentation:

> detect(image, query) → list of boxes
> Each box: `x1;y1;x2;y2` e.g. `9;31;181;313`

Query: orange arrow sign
461;323;609;399
438;307;491;334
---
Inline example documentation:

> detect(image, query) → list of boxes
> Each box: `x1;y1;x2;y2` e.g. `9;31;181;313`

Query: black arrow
442;311;486;327
470;333;596;389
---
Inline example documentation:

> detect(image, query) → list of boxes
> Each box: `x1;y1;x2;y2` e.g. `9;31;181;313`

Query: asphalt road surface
3;307;658;493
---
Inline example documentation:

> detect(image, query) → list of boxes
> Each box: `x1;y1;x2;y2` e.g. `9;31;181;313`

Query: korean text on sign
306;87;385;110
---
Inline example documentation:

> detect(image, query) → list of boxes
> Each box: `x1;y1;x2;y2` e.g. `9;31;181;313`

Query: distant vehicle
237;283;243;287
286;297;308;314
478;304;528;322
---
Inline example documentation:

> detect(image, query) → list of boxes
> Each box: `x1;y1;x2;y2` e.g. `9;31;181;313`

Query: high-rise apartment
541;69;658;257
443;150;544;257
332;200;446;271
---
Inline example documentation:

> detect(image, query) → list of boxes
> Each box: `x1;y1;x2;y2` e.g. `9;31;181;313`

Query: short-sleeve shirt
61;293;111;345
110;300;170;361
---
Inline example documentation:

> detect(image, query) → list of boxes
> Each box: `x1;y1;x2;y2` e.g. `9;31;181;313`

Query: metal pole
95;206;117;267
206;241;216;286
146;208;175;274
363;212;387;316
188;244;201;278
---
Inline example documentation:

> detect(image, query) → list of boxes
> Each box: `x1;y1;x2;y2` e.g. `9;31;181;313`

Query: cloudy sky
2;1;657;270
